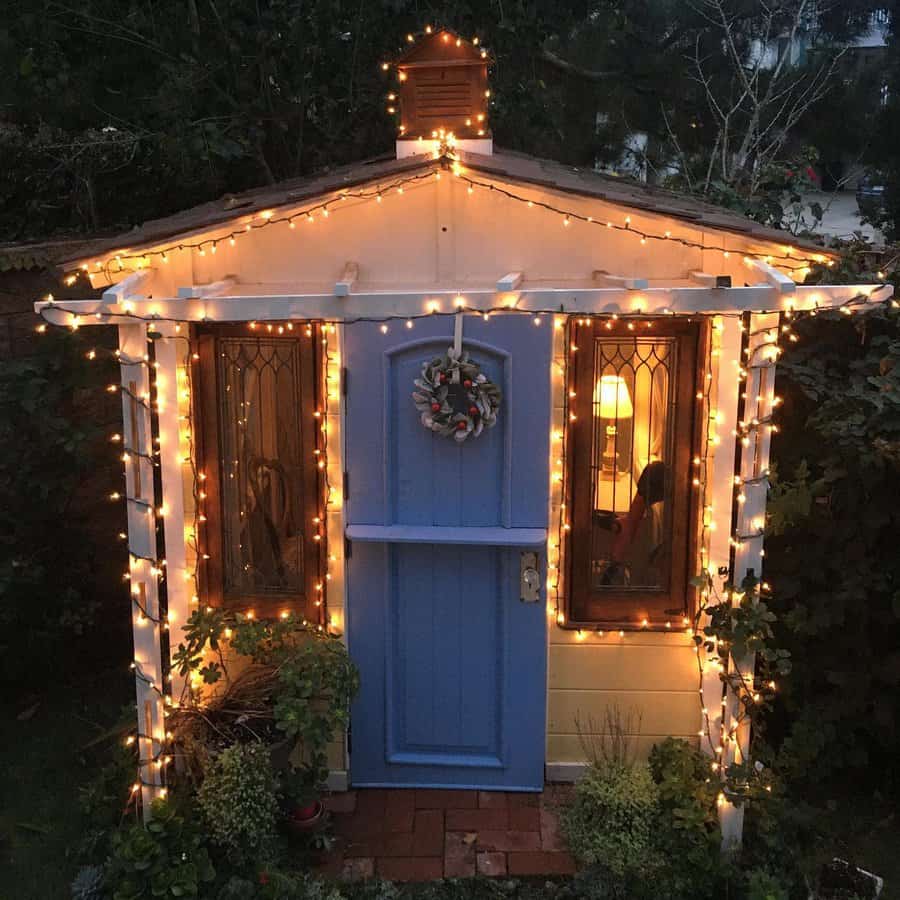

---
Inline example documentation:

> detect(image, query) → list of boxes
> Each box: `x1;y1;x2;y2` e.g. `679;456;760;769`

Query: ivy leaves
764;302;900;782
691;571;790;803
172;607;359;794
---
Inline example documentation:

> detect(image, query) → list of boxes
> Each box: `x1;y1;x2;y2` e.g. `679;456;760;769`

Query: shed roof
396;29;485;66
58;148;834;270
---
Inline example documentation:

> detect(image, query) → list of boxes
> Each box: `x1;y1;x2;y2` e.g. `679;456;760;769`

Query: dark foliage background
0;3;899;893
0;0;886;240
764;298;900;788
0;321;128;691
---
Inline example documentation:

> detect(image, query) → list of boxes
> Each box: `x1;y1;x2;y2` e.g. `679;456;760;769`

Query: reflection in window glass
218;338;305;597
590;338;675;591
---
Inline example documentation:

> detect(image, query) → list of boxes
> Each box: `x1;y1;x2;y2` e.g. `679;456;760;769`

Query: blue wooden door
344;315;551;790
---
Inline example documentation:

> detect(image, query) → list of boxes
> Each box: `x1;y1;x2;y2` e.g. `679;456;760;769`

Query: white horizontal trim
326;770;349;792
34;283;892;326
545;762;586;783
345;524;548;547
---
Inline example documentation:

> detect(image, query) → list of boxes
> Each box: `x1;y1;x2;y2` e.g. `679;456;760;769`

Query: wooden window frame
563;317;707;629
193;324;323;620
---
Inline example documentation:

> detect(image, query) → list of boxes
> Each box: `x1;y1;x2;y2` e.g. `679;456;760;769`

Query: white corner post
118;323;166;819
718;311;780;846
701;316;742;767
154;322;192;700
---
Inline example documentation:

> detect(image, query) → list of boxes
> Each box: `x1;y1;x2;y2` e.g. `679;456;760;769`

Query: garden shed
35;29;892;848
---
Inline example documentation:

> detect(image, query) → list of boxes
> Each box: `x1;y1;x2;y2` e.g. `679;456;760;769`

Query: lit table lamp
596;375;633;474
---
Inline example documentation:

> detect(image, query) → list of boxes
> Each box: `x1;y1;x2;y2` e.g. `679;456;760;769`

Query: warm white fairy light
58;158;836;287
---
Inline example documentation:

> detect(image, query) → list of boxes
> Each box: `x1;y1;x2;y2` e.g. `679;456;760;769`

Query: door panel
344;316;550;527
389;342;506;526
388;544;503;767
344;316;551;790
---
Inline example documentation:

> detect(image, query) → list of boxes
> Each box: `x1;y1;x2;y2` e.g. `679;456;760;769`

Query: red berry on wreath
456;421;467;431
469;406;478;415
431;402;441;412
463;379;472;388
439;372;447;383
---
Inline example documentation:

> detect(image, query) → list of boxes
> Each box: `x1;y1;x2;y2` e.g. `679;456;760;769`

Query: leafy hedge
765;299;900;785
0;327;126;689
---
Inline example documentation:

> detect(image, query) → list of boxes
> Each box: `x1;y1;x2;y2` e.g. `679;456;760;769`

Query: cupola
387;28;493;158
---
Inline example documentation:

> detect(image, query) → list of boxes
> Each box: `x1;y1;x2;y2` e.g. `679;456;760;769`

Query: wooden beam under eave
592;270;649;290
177;277;237;299
745;259;796;294
102;270;153;305
496;272;523;292
689;270;732;289
335;262;359;297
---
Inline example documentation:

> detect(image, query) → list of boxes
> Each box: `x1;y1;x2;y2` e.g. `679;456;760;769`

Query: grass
0;669;132;900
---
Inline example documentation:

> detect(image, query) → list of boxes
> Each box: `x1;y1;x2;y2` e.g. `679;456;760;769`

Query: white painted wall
112;170;814;302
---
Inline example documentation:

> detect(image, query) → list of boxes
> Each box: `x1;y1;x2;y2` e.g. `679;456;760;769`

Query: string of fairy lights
539;295;884;806
55;158;842;288
380;26;492;139
34;143;889;817
43;319;336;813
23;19;892;821
34;287;886;814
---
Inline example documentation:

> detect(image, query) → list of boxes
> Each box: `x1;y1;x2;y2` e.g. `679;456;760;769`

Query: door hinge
341;366;348;396
342;470;349;500
346;724;352;756
344;536;352;560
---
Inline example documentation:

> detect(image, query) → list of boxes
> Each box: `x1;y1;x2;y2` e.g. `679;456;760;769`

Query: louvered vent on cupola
391;28;491;153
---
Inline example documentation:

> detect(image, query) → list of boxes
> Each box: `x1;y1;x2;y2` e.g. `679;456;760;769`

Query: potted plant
280;764;327;834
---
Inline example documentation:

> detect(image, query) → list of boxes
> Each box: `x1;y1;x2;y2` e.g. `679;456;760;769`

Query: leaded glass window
566;318;703;626
196;328;319;616
218;338;305;596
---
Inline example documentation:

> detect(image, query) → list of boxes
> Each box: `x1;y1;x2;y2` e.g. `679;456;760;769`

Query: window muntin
567;319;702;626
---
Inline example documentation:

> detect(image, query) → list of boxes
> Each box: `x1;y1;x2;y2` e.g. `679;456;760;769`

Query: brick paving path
317;786;576;882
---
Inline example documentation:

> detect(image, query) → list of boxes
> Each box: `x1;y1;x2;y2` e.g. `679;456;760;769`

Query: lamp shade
595;374;633;420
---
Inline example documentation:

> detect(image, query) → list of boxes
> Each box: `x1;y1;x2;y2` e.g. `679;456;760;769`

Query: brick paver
477;851;508;876
317;786;577;882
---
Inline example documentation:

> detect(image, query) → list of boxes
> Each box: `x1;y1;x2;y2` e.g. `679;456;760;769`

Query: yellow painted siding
545;325;703;766
548;641;698;692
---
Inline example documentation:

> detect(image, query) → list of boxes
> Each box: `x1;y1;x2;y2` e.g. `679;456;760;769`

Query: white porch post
118;323;166;819
701;316;742;762
154;322;192;700
718;311;780;846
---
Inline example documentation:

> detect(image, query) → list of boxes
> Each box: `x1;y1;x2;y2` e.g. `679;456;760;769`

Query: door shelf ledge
345;524;547;547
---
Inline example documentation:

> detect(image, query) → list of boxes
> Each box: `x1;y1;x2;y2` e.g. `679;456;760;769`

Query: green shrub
173;610;359;797
646;738;724;899
560;739;729;898
744;868;791;900
561;761;659;876
105;798;215;900
216;871;350;899
197;742;280;865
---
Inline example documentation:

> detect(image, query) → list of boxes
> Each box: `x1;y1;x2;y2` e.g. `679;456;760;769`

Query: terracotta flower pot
285;799;325;835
